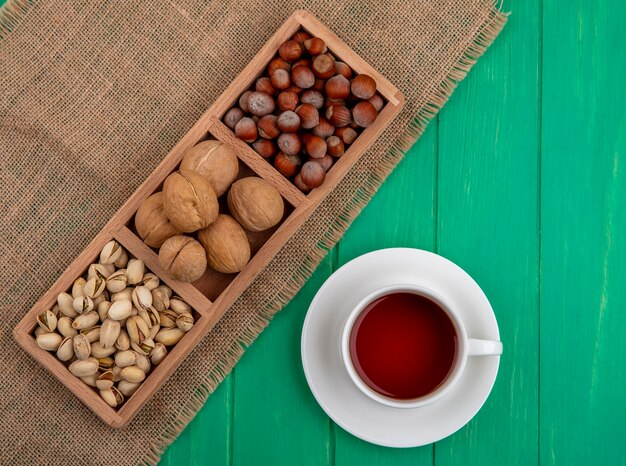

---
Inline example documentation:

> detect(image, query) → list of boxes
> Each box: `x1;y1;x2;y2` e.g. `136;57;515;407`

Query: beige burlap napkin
0;0;506;463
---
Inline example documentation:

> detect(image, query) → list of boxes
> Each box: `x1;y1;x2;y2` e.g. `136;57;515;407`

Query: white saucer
301;248;501;448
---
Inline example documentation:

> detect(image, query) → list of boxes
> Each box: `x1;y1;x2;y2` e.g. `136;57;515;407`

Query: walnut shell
134;192;182;248
158;235;207;282
198;215;251;274
227;177;284;232
163;170;219;233
179;140;239;196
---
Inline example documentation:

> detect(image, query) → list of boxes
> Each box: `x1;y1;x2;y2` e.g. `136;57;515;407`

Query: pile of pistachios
33;240;195;408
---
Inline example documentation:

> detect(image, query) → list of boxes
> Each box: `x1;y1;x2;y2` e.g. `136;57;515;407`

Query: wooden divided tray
13;10;404;428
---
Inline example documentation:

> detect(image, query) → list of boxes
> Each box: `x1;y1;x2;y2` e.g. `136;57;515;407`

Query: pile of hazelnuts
222;31;383;192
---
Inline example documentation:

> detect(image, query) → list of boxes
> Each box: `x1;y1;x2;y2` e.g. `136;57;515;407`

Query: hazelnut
267;57;290;75
257;115;280;139
312;117;335;139
162;170;219;233
286;84;303;94
277;91;299;112
252;138;277;159
277;111;301;133
247;91;275;116
312;79;326;92
292;58;312;69
235;117;258;142
135;192;182;248
334;126;357;144
326;135;345;157
239;91;253;113
158;235;207;282
304;37;327;55
278;40;302;62
270;69;291;90
274;152;301;177
351;74;377;99
325;75;350;99
312;54;335;79
326;104;352;127
300;89;324;109
277;133;301;155
300;161;326;188
295;103;319;129
369;93;384;112
294;174;310;192
352;101;378;127
223;107;244;130
227;177;285;232
334;61;353;79
324;98;346;109
291;65;315;89
180;140;239;196
198;215;250;274
255;77;277;96
292;31;312;44
303;134;327;159
316;154;334;171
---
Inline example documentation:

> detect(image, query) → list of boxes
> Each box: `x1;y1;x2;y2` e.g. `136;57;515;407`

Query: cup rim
340;284;469;409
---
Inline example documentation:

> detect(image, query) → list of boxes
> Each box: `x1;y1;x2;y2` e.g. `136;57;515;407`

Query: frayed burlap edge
0;1;508;463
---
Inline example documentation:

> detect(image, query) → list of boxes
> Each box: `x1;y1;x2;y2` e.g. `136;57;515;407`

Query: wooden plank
434;0;540;464
333;122;437;464
540;0;626;464
232;255;334;466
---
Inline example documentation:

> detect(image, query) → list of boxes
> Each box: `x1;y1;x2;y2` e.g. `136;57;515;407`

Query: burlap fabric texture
0;0;506;464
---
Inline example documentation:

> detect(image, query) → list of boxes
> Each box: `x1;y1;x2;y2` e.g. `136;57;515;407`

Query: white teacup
340;284;503;409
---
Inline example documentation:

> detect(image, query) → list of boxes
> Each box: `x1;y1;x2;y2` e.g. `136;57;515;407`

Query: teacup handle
468;338;503;356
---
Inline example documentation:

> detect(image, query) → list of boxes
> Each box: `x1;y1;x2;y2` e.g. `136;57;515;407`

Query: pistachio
50;304;61;317
126;315;150;345
97;301;112;321
120;365;146;383
34;326;51;337
108;300;132;320
114;350;136;368
149;324;160;340
57;317;77;337
115;329;131;351
71;311;98;330
36;309;57;332
135;353;151;373
176;312;194;332
141;273;160;290
97;356;115;371
72;334;91;360
132;286;152;312
100;387;124;408
92;293;107;307
56;337;74;361
151;287;170;313
112;365;123;382
88;263;112;281
155;328;185;346
96;370;115;390
106;269;127;293
84;276;106;299
138;306;160;329
100;240;123;265
72;295;94;315
80;325;101;343
100;319;121;348
117;380;140;397
113;248;129;268
36;332;63;351
131;338;155;356
159;309;178;328
169;296;191;315
126;259;145;285
150;343;167;365
72;277;86;298
69;357;99;377
111;287;133;302
80;373;98;387
57;292;78;318
90;341;116;358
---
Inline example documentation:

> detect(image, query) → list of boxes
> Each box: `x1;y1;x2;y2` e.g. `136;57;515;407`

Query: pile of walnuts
134;140;284;282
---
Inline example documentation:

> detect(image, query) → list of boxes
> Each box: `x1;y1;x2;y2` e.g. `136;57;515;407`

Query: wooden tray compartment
13;9;404;428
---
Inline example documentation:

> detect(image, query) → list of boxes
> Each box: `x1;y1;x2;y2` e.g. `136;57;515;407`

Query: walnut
179;140;239;196
198;215;251;274
158;235;207;282
134;192;182;248
227;177;284;232
162;170;218;233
